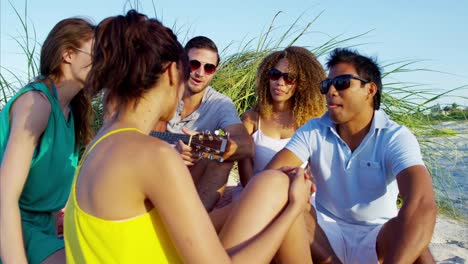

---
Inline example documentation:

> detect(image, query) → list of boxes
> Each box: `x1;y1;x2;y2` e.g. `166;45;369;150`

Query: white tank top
252;119;291;175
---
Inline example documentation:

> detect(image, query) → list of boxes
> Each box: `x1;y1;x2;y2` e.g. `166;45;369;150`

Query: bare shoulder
135;135;183;167
9;90;51;136
129;134;192;192
241;109;258;122
241;109;258;134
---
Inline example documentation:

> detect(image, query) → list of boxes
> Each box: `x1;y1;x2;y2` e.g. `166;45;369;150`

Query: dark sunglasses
268;68;296;85
319;74;369;94
189;60;217;75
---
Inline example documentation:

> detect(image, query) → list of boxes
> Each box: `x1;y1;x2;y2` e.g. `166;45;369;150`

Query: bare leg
41;248;65;264
210;202;234;233
274;210;312;264
191;160;234;211
218;169;311;263
305;207;342;264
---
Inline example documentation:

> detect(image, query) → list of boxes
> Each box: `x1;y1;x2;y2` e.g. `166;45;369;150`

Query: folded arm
266;148;304;170
377;165;437;263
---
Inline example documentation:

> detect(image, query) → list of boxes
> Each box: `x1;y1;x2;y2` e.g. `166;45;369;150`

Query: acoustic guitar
149;131;229;162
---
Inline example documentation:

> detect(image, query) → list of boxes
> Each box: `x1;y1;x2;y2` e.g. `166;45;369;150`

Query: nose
193;67;204;77
327;84;338;97
276;76;286;85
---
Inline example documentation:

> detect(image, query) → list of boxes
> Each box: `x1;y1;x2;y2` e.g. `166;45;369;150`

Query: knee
251;169;290;202
256;169;289;186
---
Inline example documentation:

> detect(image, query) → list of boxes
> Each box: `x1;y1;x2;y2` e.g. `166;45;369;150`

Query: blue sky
1;0;467;107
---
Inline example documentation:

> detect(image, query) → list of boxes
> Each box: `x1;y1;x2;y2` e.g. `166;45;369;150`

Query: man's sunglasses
268;68;296;85
189;60;217;75
319;74;369;94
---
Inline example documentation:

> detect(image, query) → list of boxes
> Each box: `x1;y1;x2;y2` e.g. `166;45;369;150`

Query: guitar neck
149;131;192;145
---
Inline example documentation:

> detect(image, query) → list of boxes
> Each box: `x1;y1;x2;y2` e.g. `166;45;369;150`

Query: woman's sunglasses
319;74;369;94
268;68;296;85
189;60;217;75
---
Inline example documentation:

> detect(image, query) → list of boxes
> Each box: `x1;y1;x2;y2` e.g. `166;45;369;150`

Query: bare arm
267;150;317;193
266;148;304;170
377;165;437;263
238;110;256;187
142;144;228;262
141;141;310;263
0;91;51;263
222;123;253;161
237;158;253;187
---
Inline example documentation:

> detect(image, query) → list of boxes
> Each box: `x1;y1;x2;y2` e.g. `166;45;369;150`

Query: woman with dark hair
238;46;326;187
0;18;94;264
64;10;312;263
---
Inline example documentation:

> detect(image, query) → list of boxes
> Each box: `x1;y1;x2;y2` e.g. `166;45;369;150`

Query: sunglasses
268;68;296;85
319;74;369;94
74;47;92;56
189;60;217;75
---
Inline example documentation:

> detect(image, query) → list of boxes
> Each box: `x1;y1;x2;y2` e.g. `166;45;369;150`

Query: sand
430;216;467;263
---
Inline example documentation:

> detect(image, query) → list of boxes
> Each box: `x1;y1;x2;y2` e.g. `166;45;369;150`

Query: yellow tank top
64;128;182;263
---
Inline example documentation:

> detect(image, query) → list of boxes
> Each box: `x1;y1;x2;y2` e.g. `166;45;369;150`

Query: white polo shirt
286;110;425;226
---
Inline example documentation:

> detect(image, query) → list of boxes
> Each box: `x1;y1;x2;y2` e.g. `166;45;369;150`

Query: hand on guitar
175;128;199;166
150;129;229;164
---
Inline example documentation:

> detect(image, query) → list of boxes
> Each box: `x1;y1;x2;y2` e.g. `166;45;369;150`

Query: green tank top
0;81;79;214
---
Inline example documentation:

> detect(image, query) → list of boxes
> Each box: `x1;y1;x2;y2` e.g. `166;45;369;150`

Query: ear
62;49;74;64
367;82;378;97
166;62;179;87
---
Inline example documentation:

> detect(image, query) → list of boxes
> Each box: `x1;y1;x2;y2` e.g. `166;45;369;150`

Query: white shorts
311;196;382;264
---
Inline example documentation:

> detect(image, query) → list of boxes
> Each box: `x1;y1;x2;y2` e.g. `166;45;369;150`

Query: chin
189;85;206;94
329;112;345;124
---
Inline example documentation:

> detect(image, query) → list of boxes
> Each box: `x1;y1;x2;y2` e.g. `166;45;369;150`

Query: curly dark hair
255;46;326;127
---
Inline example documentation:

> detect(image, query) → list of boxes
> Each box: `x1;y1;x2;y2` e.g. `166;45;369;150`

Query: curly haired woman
238;46;326;186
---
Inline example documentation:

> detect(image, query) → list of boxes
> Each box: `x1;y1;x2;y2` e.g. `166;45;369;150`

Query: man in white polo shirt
267;48;437;263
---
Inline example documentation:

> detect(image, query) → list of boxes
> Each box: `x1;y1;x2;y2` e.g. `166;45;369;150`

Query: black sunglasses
319;74;369;94
189;60;217;75
268;68;296;85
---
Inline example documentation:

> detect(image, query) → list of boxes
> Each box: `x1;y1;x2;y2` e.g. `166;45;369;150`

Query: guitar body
149;131;229;162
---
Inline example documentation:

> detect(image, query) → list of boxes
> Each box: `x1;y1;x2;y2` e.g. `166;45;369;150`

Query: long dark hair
39;17;95;145
87;10;188;111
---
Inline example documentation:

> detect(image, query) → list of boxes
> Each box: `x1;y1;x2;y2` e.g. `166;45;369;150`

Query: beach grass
1;3;466;218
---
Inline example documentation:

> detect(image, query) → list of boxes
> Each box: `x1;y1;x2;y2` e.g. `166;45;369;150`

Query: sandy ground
430;216;467;263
